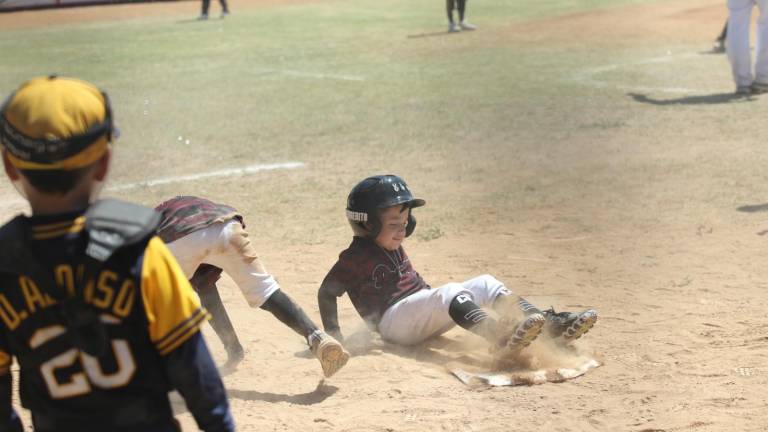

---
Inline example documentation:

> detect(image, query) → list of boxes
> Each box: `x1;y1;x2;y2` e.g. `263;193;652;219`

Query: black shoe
751;82;768;94
543;308;597;342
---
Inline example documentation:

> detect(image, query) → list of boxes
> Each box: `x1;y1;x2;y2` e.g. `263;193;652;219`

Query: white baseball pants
377;274;511;345
164;220;280;308
727;0;768;87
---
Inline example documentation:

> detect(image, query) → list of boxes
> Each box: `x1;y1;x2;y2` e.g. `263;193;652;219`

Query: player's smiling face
373;205;409;251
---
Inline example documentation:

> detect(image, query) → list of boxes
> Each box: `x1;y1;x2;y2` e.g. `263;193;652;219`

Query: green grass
0;0;750;245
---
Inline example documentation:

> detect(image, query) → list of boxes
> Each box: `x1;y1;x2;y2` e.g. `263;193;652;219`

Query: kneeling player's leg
206;221;348;376
191;265;244;366
202;220;280;307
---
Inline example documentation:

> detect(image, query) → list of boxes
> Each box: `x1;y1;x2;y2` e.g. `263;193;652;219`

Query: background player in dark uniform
155;196;350;377
0;76;234;432
446;0;476;32
318;175;598;361
199;0;229;20
714;21;728;53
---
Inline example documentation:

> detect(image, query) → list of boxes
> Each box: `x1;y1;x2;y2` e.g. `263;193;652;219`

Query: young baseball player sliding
318;175;597;360
155;196;349;377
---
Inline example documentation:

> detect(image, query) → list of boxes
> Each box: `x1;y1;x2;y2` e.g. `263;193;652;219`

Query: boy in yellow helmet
0;76;234;432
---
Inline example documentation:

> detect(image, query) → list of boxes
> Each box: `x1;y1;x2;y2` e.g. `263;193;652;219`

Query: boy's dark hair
20;165;92;195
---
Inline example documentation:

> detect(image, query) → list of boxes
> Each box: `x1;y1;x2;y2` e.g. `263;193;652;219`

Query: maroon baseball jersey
155;196;243;243
320;236;429;325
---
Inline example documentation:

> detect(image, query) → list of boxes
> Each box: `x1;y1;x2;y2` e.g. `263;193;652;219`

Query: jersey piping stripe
31;216;86;233
153;307;207;347
156;311;210;356
154;307;209;353
32;223;86;240
157;314;210;356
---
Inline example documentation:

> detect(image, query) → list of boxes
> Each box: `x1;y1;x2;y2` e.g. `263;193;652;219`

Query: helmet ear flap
405;212;417;237
367;214;382;238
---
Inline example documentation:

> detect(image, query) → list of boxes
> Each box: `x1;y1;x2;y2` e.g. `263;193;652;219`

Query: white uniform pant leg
378;284;468;346
755;0;768;82
166;221;280;308
459;274;512;307
727;0;755;87
377;275;511;346
164;227;219;279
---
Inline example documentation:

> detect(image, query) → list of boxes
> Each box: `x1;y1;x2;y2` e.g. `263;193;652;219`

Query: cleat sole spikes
563;310;598;342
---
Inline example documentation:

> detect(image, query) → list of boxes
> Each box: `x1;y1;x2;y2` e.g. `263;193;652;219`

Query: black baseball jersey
155;196;242;244
0;209;210;429
320;236;429;324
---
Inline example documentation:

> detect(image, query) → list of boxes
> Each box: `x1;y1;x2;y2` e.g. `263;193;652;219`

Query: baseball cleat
736;85;753;96
751;82;768;94
543;308;598;342
459;21;477;31
221;10;229;18
503;313;545;352
712;40;725;53
311;332;350;378
197;13;209;20
448;22;460;33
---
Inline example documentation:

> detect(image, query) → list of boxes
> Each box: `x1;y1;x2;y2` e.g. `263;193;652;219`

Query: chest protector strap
64;199;161;356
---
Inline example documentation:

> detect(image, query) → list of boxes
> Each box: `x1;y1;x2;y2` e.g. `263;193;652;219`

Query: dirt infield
506;0;726;45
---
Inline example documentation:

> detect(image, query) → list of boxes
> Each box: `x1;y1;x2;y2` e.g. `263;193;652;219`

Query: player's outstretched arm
259;289;320;339
164;333;235;432
318;283;343;342
0;372;22;432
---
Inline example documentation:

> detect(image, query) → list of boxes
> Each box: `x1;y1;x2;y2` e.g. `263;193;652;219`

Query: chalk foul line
0;161;306;209
107;161;305;191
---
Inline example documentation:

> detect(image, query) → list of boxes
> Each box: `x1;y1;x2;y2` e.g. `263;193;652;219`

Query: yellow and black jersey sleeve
140;237;210;356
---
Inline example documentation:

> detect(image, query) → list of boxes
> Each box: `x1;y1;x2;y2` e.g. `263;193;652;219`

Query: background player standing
0;76;233;431
156;195;350;377
199;0;229;20
446;0;476;32
713;21;728;53
726;0;768;94
318;175;597;360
